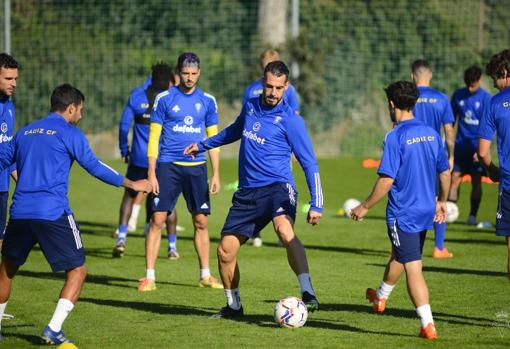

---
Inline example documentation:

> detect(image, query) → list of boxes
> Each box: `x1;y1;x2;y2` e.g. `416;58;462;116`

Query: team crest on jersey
184;116;194;125
475;101;481;109
1;122;7;133
172;105;181;113
252;122;261;132
273;116;282;124
195;103;202;112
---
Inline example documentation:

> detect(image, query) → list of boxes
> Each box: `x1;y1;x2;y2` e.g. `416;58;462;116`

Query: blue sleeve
442;95;455;125
205;94;219;127
150;91;167;125
436;136;449;173
285;84;300;113
378;131;400;179
199;111;245;151
478;99;496;141
119;98;135;157
66;128;124;187
286;115;323;212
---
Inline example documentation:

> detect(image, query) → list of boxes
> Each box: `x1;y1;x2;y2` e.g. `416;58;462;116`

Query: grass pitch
2;158;509;348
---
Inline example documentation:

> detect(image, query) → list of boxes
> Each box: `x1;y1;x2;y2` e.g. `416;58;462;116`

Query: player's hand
209;174;220;195
132;179;152;193
307;210;322;226
123;154;130;164
473;153;479;163
184;143;199;160
350;204;368;221
148;172;160;195
434;201;447;223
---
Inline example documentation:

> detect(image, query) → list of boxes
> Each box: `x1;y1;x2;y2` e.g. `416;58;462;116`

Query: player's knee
67;265;87;283
217;244;234;264
193;214;208;232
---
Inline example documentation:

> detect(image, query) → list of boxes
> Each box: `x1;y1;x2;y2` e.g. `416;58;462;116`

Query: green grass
2;158;509;348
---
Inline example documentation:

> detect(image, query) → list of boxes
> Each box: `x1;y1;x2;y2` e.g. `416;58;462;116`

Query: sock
225;288;241;310
48;298;74;332
470;198;481;217
118;224;128;241
297;273;315;295
146;269;155;280
416;304;434;328
433;222;446;250
129;204;141;222
167;233;177;252
200;268;211;279
0;302;7;330
376;281;395;299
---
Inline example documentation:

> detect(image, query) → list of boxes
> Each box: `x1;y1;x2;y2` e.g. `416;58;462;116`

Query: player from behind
0;84;151;344
449;65;492;225
140;52;222;291
412;59;455;258
351;81;450;340
113;63;181;259
477;49;510;281
184;61;323;317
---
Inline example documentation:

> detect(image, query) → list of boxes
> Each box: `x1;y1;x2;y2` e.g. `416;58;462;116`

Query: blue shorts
151;162;210;214
387;222;426;263
125;164;148;197
496;189;510;237
221;182;297;239
1;214;85;272
453;144;486;175
0;192;8;240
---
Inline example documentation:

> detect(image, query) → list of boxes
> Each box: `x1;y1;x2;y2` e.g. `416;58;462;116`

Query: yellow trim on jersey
173;161;206;166
206;125;220;153
147;123;162;158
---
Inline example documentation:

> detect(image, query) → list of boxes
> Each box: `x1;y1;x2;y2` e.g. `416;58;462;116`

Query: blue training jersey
0;113;124;220
378;118;449;233
151;87;218;163
451;87;491;149
478;87;510;190
243;79;300;114
0;97;15;192
198;97;323;213
413;86;454;133
119;85;168;168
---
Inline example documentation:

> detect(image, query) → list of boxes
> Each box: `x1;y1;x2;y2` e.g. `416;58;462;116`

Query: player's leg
192;212;222;288
166;209;179;259
0;192;8;252
448;170;462;203
468;172;483;225
506;237;510;281
0;256;18;340
127;191;145;232
113;189;136;257
139;210;166;292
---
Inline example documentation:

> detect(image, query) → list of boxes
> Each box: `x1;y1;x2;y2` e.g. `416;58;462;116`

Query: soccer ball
343;198;361;217
446;201;459;223
274;296;308;328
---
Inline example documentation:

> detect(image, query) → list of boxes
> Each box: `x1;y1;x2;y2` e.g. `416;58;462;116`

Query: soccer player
0;84;151;344
139;52;222;291
0;54;18;252
411;59;455;258
351;80;450;340
113;63;181;259
478;49;510;281
449;65;492;225
184;60;323;317
243;49;300;247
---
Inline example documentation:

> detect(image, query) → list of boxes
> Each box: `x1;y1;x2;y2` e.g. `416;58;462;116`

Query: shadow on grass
2;333;44;346
446;238;502;245
367;263;506;277
319;303;496;328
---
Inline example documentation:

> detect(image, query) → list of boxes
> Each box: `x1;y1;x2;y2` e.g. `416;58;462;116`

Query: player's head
260;49;280;71
50;84;85;125
0;53;19;97
151;62;173;90
385;81;419;122
486;49;510;90
463;65;482;92
262;61;289;107
177;52;201;92
411;59;432;84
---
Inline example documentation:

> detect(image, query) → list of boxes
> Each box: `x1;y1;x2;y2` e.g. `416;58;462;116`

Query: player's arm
351;175;394;221
119;99;135;163
443;123;455;170
477;102;499;182
435;142;451;223
147;122;162;195
206;125;220;195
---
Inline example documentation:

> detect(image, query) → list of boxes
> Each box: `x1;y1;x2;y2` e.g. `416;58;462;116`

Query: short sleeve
377;131;400;179
478;99;496;141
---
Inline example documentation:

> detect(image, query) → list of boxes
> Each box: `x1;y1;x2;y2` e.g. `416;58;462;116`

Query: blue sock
167;233;177;251
434;222;446;250
118;224;128;242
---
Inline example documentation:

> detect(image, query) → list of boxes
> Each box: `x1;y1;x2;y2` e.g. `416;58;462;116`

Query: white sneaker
476;221;493;229
466;215;477;226
253;237;263;247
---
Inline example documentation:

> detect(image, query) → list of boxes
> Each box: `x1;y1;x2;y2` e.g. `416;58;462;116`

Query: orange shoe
432;247;453;259
138;277;156;292
419;323;438;340
365;288;386;314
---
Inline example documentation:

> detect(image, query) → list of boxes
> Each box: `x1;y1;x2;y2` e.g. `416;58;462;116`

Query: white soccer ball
343;198;361;217
274;296;308;328
446;201;459;223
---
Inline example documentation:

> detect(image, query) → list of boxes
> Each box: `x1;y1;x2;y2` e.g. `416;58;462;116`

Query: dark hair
151;62;173;89
385;81;419;111
50;84;85;112
411;59;431;74
486;49;510;80
176;52;200;71
263;60;289;82
464;65;482;86
0;53;18;70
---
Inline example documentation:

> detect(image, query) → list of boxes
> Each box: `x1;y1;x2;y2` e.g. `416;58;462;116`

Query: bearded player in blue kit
185;60;323;317
0;84;151;344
